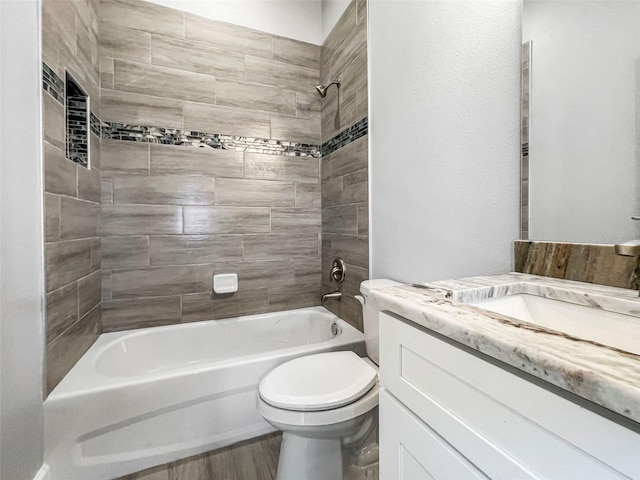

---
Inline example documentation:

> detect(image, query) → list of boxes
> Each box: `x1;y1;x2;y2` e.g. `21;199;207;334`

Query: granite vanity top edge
370;273;640;425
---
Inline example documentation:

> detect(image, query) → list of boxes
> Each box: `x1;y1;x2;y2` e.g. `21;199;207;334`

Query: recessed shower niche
65;73;89;167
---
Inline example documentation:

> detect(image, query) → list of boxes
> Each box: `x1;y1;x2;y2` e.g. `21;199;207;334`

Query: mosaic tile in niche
66;75;89;167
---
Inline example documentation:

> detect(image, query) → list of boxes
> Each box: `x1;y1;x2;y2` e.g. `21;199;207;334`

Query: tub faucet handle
330;258;346;283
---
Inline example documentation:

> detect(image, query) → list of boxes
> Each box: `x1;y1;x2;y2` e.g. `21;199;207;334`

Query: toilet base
276;433;343;480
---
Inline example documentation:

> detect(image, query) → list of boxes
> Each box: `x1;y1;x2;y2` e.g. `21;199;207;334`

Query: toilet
258;279;401;480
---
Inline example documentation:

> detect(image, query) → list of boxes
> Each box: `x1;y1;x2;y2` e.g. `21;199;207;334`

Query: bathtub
44;306;365;480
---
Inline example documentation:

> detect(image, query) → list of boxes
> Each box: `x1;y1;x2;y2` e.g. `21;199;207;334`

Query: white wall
146;0;324;45
0;1;46;479
369;0;521;283
524;1;640;244
322;0;350;40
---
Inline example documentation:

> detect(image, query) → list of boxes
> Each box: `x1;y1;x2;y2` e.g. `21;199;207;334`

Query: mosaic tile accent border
90;112;101;137
101;122;321;158
322;116;368;156
42;63;64;104
42;62;367;160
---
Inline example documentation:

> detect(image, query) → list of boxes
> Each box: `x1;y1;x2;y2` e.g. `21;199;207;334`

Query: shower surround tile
42;0;102;397
319;0;369;330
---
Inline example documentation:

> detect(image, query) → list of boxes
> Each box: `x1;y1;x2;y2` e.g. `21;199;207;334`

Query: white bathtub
44;307;365;480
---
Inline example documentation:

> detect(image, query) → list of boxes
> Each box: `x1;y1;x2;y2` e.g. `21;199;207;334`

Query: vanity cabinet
378;312;640;480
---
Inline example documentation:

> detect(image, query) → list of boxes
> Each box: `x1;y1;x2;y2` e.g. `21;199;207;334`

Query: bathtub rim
46;306;364;401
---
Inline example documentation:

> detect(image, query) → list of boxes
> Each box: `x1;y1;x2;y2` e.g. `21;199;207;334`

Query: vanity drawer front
380;390;487;480
379;312;632;480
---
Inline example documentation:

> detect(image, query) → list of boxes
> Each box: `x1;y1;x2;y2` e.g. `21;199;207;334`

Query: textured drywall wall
369;0;521;283
0;0;46;477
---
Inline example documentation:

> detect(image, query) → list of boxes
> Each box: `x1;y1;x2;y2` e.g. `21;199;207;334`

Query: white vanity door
380;389;487;480
379;312;636;479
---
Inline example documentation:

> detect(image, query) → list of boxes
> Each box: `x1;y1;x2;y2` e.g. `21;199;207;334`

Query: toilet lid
258;351;378;411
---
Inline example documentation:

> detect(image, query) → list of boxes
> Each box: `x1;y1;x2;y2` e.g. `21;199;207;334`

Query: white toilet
258;279;401;480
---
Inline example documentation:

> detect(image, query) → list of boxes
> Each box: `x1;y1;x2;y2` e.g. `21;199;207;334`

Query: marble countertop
369;273;640;424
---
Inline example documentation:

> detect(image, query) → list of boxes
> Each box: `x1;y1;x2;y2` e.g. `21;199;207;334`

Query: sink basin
468;294;640;355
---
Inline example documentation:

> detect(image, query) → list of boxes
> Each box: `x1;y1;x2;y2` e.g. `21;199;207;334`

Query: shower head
315;79;341;98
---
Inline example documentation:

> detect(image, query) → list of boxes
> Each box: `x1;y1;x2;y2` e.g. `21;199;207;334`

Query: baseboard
33;463;50;480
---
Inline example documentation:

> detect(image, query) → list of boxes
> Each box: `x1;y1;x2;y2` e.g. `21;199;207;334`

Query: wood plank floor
117;433;281;480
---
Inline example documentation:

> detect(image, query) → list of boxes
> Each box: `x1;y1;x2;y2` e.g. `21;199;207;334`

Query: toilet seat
258;383;379;428
259;351;378;411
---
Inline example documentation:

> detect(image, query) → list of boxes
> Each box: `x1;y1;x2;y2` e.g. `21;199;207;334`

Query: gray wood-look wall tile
102;270;112;302
102;236;150;268
271;208;321;233
322;0;357;65
102;296;182;331
184;13;271;58
268;283;321;311
357;202;368;236
78;270;101;318
322;234;368;269
42;0;77;72
112;174;216;205
212;260;295;289
100;57;113;90
149;235;243;266
214;178;295;207
95;0;327;333
294;258;323;284
243;234;320;260
295;183;321;208
114;60;216;104
60;197;100;240
342;169;368;204
44;142;77;196
45;194;61;242
46;305;100;393
112;265;214;299
215;80;296;116
46;239;97;292
295;92;321;119
181;288;270;322
78;164;102;203
101;89;184;128
271;114;321;144
327;135;367;178
149;144;243;178
244;153;319;183
150;35;244;81
322;204;358;235
183;101;270;138
101;139;150;174
101;0;184;39
244;56;319;92
272;36;321;70
102;204;183;235
99;24;151;63
46;282;79;344
183;206;270;234
322;176;343;207
43;91;65;149
101;175;114;204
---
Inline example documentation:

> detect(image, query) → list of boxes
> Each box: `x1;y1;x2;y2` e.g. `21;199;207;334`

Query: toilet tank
359;279;402;365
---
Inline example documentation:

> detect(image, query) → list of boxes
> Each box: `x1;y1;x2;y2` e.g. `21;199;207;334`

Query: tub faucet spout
322;291;342;302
